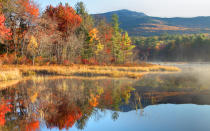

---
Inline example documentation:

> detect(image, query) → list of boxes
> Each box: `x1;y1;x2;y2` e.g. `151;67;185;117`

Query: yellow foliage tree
27;35;38;65
89;28;105;60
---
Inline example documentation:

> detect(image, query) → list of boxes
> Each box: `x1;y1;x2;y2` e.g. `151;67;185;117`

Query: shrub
0;53;16;64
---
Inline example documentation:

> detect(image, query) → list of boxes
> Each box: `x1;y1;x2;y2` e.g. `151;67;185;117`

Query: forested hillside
93;10;210;36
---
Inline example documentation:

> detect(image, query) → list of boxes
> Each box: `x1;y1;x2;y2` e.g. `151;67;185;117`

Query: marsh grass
0;64;180;81
0;69;21;81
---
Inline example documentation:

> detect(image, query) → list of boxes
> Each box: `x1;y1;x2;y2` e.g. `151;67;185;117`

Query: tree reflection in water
0;78;136;130
1;73;210;130
0;99;12;127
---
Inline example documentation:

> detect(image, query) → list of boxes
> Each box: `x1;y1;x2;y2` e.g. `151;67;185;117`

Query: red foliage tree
45;4;82;36
0;14;11;42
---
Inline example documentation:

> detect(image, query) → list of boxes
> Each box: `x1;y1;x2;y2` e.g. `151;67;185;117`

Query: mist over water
151;62;210;89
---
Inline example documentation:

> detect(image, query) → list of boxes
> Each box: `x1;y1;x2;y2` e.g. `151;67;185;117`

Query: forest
0;0;135;65
133;33;210;61
1;0;210;65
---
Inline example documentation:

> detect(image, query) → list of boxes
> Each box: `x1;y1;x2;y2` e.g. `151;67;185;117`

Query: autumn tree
121;32;135;63
0;14;11;43
44;3;82;64
110;14;135;64
88;28;104;64
0;0;39;61
0;1;136;65
45;3;82;36
75;2;97;64
27;35;38;65
23;13;62;64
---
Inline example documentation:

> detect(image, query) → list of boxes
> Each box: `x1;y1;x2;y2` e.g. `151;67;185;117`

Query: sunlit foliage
0;14;11;42
0;1;135;65
45;3;82;35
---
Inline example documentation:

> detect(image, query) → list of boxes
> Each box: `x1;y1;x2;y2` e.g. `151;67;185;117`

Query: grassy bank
0;69;21;81
0;64;180;81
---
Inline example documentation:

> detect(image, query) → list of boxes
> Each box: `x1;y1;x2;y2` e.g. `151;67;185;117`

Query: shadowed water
1;63;210;131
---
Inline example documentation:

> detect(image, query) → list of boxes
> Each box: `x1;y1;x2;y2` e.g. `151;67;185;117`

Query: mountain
93;10;210;36
95;9;147;18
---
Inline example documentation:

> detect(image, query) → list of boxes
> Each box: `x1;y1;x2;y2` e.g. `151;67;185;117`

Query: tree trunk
33;55;35;66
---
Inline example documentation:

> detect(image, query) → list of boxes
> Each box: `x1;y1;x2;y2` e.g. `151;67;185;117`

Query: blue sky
35;0;210;17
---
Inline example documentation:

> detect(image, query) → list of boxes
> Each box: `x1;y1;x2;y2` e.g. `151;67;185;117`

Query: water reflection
0;71;210;130
0;78;137;130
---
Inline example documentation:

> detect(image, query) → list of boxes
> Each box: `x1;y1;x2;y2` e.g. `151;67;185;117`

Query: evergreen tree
111;14;123;63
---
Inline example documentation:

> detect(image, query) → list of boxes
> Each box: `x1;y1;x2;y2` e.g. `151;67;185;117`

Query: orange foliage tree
18;0;39;18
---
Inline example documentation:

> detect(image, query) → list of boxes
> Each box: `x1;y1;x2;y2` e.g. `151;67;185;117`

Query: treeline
0;0;135;65
133;34;210;61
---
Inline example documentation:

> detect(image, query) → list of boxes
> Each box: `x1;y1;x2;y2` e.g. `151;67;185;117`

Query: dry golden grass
0;64;180;80
87;65;180;72
0;69;21;81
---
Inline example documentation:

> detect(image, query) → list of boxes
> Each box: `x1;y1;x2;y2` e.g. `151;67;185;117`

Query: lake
1;63;210;131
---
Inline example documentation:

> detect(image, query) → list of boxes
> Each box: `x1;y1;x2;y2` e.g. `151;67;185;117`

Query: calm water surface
1;63;210;131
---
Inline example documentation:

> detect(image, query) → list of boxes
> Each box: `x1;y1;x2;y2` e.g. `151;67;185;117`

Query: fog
151;62;210;89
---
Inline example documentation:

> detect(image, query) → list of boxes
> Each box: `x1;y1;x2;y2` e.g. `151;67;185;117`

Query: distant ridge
95;9;147;17
93;9;210;36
